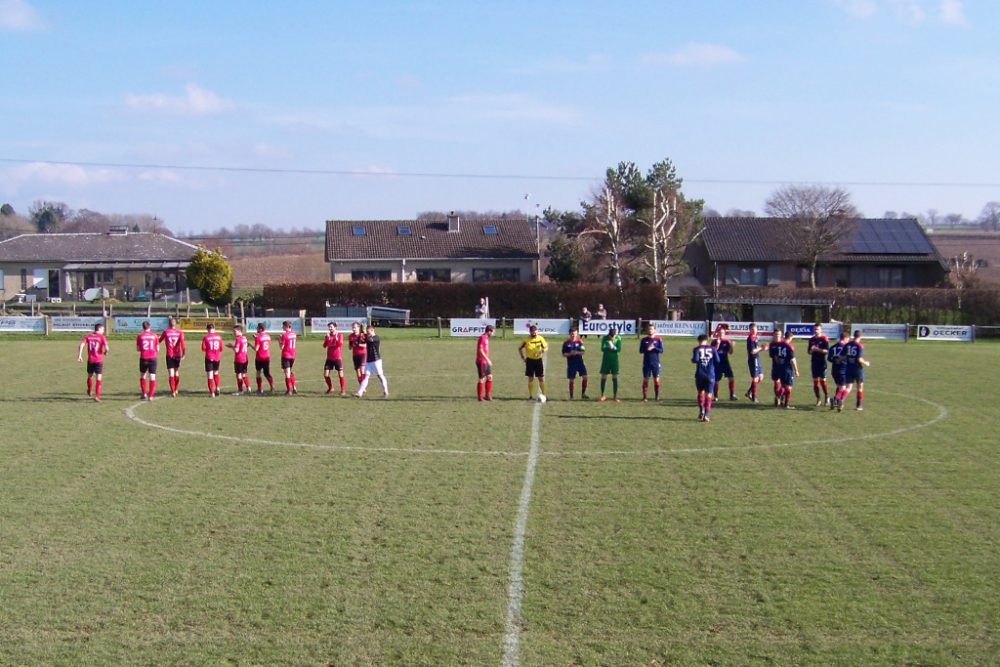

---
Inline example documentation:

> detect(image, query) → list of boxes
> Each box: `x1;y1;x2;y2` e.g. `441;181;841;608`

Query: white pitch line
549;392;949;457
123;402;527;457
501;401;542;667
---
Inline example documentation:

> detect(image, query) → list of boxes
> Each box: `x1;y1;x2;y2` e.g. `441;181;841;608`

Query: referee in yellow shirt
518;324;548;399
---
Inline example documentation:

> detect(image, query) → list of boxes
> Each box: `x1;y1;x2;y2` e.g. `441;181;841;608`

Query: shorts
600;356;620;375
847;365;865;383
325;358;343;372
832;368;849;386
204;359;220;372
139;358;157;374
811;359;828;379
476;360;493;379
748;358;762;377
642;361;661;379
524;358;544;378
353;354;366;371
365;359;384;376
166;356;182;370
255;359;271;375
780;369;795;387
695;375;714;393
716;358;734;378
770;365;783;382
281;357;295;370
566;359;587;379
234;361;249;374
86;362;103;375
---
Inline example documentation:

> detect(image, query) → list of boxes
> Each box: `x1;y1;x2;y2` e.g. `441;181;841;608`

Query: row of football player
76;319;387;402
479;322;870;420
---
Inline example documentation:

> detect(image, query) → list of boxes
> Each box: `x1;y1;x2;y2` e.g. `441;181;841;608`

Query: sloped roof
701;217;942;264
0;232;200;263
325;218;540;261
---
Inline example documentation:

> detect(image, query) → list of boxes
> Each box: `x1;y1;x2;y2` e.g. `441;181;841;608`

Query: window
797;265;811;287
20;268;27;290
351;270;391;282
351;225;366;236
723;266;765;286
416;268;451;282
473;268;521;283
482;224;498;235
397;226;412;236
834;266;849;288
975;259;988;268
849;266;903;287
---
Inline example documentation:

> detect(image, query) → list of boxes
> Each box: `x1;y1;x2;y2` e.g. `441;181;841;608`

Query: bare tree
579;184;627;300
949;251;980;309
764;185;860;289
978;201;1000;231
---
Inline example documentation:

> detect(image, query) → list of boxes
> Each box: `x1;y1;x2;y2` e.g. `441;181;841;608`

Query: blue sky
2;0;997;233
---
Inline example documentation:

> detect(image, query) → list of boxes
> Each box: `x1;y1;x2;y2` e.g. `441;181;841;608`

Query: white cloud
938;0;968;26
838;0;968;25
832;0;878;18
0;0;43;31
5;162;122;189
641;43;746;67
125;83;234;115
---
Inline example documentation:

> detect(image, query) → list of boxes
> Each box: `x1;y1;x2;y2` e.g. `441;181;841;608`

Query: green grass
0;331;997;665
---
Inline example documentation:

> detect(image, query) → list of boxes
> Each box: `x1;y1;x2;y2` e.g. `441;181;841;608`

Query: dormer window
351;225;366;236
397;225;412;236
483;225;498;235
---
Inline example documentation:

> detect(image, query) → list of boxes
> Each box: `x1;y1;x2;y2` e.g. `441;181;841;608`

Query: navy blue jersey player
807;324;831;406
692;334;720;422
770;330;800;408
562;326;589;399
712;324;738;401
745;323;766;403
827;332;851;411
639;322;664;401
844;330;871;411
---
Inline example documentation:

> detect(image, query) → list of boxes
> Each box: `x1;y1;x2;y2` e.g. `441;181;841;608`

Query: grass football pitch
0;332;997;665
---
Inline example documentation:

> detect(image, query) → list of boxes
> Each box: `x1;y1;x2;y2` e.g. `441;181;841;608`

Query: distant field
0;332;997;665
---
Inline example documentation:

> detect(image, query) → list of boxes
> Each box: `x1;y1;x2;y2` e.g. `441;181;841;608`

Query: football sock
820;379;829;397
214;376;221;392
538;379;546;395
568;380;575;398
87;377;93;394
813;379;821;399
581;378;588;394
774;380;781;397
378;375;388;394
267;375;274;389
612;378;618;397
326;376;333;391
642;380;648;398
713;381;719;398
528;379;535;398
705;394;713;414
654;379;660;398
477;382;483;400
698;393;705;410
751;381;758;399
484;379;492;399
208;379;215;393
285;377;291;392
785;387;792;402
728;379;735;397
95;379;102;398
290;372;296;390
600;378;606;396
256;377;262;392
857;389;863;407
148;380;155;398
140;378;147;396
339;376;346;392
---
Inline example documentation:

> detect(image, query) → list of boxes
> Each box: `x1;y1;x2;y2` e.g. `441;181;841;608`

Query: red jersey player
77;322;110;401
248;323;274;394
135;320;160;400
201;323;224;397
476;324;495;401
322;322;346;395
279;320;298;395
159;316;186;397
226;325;250;395
348;321;367;387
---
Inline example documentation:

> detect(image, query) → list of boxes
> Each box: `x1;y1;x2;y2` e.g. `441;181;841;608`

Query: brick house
325;214;541;283
684;217;947;292
0;227;200;301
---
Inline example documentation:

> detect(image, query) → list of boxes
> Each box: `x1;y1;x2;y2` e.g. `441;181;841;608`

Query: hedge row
263;282;666;319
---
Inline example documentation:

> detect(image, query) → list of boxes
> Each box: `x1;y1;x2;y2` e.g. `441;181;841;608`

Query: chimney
447;211;460;233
